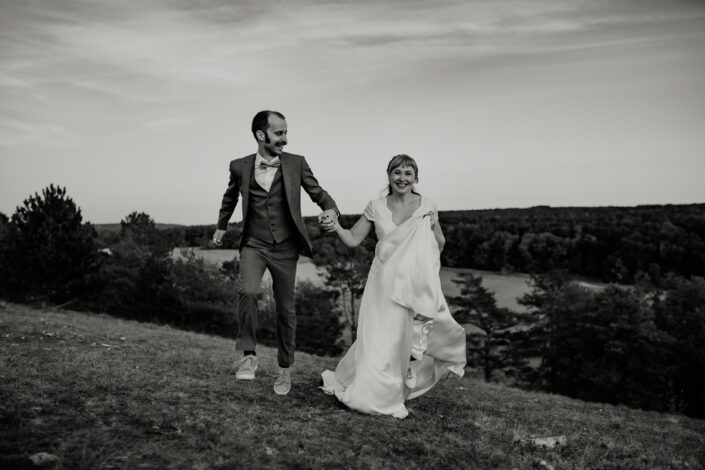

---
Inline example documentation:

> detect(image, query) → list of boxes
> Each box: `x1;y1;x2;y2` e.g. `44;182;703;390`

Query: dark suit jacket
217;152;338;257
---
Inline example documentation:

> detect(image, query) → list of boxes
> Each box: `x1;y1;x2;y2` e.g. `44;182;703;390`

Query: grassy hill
1;302;703;470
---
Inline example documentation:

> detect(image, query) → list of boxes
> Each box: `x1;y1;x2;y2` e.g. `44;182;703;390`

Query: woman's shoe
405;366;417;389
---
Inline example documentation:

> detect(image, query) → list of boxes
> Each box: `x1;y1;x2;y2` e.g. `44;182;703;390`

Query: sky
1;0;704;225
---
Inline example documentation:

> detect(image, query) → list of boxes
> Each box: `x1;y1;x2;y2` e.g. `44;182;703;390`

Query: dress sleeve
363;200;375;221
422;197;437;214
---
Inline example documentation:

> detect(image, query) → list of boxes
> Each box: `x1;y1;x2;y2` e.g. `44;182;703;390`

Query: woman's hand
423;211;438;230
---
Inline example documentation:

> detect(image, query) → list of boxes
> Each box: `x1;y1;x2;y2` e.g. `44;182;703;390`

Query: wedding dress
321;197;466;418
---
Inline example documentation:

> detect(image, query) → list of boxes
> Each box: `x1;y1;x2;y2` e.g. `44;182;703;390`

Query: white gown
321;197;466;418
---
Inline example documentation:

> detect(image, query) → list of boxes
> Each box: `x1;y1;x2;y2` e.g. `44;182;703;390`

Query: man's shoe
234;355;258;380
405;365;417;389
273;368;291;395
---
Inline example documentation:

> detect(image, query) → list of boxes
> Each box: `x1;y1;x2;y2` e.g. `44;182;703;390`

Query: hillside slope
1;302;703;469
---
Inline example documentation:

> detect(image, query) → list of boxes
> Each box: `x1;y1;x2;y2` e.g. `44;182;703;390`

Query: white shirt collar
255;153;280;166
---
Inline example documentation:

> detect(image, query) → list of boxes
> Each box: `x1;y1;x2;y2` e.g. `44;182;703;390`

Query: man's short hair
251;110;286;140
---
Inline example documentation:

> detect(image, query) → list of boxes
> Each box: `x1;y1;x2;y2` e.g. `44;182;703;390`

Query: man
213;110;338;395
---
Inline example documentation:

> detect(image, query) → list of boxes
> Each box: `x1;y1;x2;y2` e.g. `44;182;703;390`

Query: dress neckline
385;195;423;227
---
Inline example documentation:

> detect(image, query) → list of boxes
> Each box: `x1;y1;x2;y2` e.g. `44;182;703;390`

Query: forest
150;203;705;285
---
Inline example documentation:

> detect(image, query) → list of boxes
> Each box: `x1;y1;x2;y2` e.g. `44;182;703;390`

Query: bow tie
259;160;281;169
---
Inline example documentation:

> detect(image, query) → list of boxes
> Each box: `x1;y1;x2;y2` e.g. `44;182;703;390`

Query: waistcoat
244;169;297;244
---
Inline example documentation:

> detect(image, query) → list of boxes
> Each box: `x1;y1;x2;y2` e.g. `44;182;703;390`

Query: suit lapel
241;154;255;219
280;153;294;202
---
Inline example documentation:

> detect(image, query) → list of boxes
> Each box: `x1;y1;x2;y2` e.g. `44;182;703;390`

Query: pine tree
521;270;677;412
295;281;343;357
518;270;572;391
312;231;374;344
452;272;527;382
120;211;169;256
0;185;98;303
654;275;705;418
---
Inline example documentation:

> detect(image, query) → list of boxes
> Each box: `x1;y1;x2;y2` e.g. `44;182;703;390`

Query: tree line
148;203;705;285
439;204;705;283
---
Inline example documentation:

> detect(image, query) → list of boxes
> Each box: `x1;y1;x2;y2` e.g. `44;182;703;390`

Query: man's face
260;115;288;157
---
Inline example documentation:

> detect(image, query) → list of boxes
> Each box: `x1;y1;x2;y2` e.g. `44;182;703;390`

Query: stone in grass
526;435;567;449
533;459;555;470
29;452;59;466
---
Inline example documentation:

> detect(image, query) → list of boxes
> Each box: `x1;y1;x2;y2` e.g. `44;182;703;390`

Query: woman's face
388;165;417;195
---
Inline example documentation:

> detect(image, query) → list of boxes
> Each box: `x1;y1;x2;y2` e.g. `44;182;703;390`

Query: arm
332;215;373;248
213;163;241;244
433;219;446;252
300;157;338;214
425;209;445;251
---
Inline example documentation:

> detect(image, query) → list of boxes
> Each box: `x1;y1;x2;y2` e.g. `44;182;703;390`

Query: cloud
0;73;32;88
2;0;703;96
0;118;70;147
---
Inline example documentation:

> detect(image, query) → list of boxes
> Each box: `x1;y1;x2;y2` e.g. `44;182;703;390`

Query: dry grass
1;301;704;470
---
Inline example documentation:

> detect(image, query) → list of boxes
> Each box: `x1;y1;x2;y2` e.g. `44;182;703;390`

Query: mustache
264;135;286;146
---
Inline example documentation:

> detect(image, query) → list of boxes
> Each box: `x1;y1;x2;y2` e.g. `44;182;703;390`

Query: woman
320;154;466;419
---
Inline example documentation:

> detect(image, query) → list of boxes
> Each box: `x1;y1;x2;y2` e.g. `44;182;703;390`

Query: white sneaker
234;355;258;380
405;366;417;389
273;368;291;395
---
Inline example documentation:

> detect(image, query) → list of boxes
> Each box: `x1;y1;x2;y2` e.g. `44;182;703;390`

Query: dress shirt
254;153;280;192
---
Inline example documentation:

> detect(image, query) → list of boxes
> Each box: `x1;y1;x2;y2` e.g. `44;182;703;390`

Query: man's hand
318;209;339;233
212;229;226;246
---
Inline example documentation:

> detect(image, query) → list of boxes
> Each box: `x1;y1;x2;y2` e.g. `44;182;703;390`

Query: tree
295;281;343;356
0;212;9;292
521;271;677;412
89;237;149;316
518;270;573;391
159;250;238;333
452;273;528;383
312;228;374;344
518;269;571;312
0;185;98;303
120;211;169;256
654;275;705;418
550;286;675;411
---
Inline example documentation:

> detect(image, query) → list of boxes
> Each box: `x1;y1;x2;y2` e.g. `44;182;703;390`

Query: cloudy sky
1;0;704;225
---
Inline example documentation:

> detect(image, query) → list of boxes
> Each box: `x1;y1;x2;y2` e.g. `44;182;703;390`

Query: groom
213;110;338;395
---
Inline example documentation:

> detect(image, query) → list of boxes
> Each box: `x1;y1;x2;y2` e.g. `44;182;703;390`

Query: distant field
169;248;583;312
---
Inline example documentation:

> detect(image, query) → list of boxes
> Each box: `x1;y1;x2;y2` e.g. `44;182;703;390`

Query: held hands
318;209;339;233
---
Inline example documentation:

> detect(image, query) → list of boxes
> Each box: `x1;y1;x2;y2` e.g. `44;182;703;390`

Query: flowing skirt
321;255;466;418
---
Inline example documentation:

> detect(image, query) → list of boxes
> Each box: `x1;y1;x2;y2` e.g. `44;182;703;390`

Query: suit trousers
237;236;299;368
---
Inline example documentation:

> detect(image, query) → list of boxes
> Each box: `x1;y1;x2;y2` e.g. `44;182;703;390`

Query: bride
320;154;466;419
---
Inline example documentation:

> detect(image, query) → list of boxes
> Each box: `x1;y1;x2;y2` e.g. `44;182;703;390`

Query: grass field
2;302;703;469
